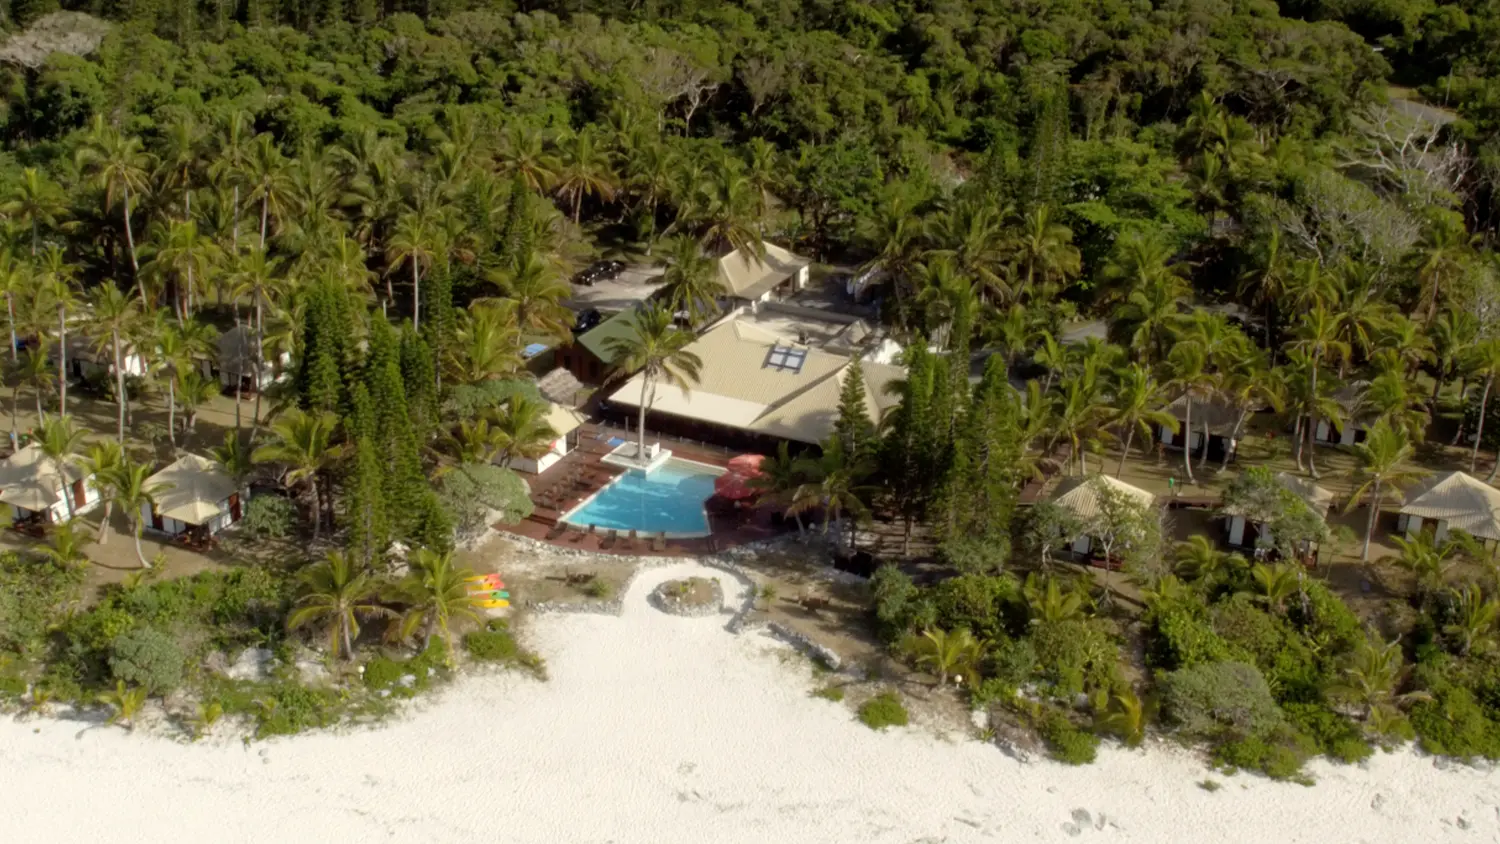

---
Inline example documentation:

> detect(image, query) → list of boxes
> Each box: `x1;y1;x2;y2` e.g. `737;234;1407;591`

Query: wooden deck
502;424;787;556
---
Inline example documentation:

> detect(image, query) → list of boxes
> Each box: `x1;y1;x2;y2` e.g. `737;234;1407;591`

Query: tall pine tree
833;357;875;459
344;383;389;566
400;323;439;444
363;317;431;545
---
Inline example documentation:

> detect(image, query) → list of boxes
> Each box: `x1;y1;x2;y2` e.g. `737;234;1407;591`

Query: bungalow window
765;345;807;374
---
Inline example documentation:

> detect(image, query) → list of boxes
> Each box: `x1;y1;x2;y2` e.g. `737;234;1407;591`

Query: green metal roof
575;309;638;366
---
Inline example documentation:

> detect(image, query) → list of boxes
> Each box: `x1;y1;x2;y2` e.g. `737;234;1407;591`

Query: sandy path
1;561;1497;843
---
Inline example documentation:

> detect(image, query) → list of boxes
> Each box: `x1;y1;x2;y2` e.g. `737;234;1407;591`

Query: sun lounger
651;532;666;552
600;528;618;550
623;529;637;550
545;522;568;540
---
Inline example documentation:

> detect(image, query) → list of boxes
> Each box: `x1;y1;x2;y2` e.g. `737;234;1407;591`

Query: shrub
0;551;83;659
1030;619;1123;697
242;495;297;539
986;637;1037;690
443;380;542;421
938;535;1010;576
438;463;534;534
255;682;336;737
1282;702;1372;764
1211;733;1313;780
858;691;909;730
813;685;845;702
464;627;520;662
1159;661;1283;741
1148;606;1232;670
581;578;612;599
870;565;932;642
929;574;1019;640
1039;711;1099;765
1409;684;1500;760
107;627;185;693
363;656;406;690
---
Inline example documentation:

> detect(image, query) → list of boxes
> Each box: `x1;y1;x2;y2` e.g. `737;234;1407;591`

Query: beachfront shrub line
868;554;1500;777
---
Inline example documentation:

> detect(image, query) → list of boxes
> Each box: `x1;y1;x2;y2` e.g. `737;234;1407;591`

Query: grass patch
858;691;909;730
813;684;845;702
1198;779;1222;792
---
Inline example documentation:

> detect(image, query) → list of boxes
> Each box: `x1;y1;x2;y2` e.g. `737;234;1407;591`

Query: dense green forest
0;0;1498;771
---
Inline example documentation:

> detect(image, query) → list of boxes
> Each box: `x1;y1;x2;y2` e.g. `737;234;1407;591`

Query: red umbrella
714;471;760;501
727;453;766;476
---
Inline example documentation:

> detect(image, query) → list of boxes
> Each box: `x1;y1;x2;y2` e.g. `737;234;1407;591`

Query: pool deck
501;424;785;556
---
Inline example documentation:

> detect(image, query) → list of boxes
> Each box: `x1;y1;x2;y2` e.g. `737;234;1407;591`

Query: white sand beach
1;561;1497;844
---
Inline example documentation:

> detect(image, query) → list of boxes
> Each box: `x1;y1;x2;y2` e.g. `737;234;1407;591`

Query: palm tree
1466;338;1500;475
1108;363;1175;476
906;627;985;687
388;207;443;331
555;128;617;224
156;115;206;220
482;252;572;341
34;415;86;521
601;303;702;462
1391;532;1460;596
1329;635;1430;726
1010;204;1080;299
494;125;560;193
74;115;153;295
252;409;342;542
925;200;1010;303
289;550;394;661
1347;420;1428;561
211;430;255;491
1;167;66;256
1286;306;1349;478
396;547;482;663
656;235;725;327
35;518;90;569
749;441;807;533
1406;211;1472;325
789;437;878;550
1445;585;1499;656
1246;562;1299;615
154;315;217;448
35;253;77;416
206;111;256;254
1050;357;1110;475
1164;342;1209;485
491;395;558;468
448;303;524;384
245;134;290;249
1430;309;1478;408
1023;574;1086;624
99;457;167;568
82;441;123;543
16;347;51;424
175;369;220;434
86;286;140;443
144;219;221;318
1173;534;1238;584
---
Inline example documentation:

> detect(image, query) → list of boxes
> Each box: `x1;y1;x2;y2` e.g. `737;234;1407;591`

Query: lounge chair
569;523;587;543
600;528;618;550
624;529;638;550
545;522;568;540
651;532;666;552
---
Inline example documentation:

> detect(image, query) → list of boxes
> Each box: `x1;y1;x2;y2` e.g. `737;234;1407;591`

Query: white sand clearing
1;561;1497;843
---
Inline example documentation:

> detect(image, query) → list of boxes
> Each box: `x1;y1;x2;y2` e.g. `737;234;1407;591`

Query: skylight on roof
765;345;807;374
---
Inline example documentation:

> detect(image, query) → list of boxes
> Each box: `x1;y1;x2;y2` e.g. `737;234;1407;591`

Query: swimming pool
562;458;723;536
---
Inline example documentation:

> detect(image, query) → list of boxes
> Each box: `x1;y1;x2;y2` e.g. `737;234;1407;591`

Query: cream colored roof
1050;474;1156;522
147;454;238;525
606;318;903;445
717;242;810;300
1398;471;1500;541
1166;394;1246;435
0;444;87;511
544;403;586;438
1276;472;1334;514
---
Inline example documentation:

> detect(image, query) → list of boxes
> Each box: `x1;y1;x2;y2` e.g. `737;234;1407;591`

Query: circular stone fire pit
649;577;724;617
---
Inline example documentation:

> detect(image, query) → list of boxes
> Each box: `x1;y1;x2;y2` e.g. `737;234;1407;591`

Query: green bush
1410;684;1500;760
438;463;534;534
0;552;83;659
581;578;612;599
929;574;1019;640
241;496;297;539
1030;619;1123;697
464;628;520;662
1039;711;1099;765
870;565;933;642
813;685;845;702
1282;702;1372;764
937;535;1010;576
858;691;909;730
1211;733;1314;780
1159;661;1284;741
1148;606;1232;670
255;682;336;737
363;656;406;690
107;627;185;693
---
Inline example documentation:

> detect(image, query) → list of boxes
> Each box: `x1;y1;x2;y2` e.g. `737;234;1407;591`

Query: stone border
752;621;843;671
648;578;724;617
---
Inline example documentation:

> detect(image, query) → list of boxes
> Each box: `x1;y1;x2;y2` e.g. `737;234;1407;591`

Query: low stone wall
648;578;724;617
754;621;843;671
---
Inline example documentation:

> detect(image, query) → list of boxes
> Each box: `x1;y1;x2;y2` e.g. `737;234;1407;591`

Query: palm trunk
1293;415;1305;471
1451;379;1472;446
1198;416;1211;468
56;305;66;416
1308;361;1321;479
133;521;149;568
637;373;651;461
113;330;126;443
231;186;240;253
1220;409;1249;471
341;617;355;661
308;475;321;542
1361;479;1381;562
167;377;177;449
123;186;143;307
96;498;112;544
259;196;269;250
1471;375;1493;473
9;377;19;451
251;304;265;434
5;293;15;365
1117;427;1135;477
1181;399;1195;484
411;260;421;332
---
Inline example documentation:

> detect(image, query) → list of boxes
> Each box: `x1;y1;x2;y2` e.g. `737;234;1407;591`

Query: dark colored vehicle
571;260;626;286
574;308;603;334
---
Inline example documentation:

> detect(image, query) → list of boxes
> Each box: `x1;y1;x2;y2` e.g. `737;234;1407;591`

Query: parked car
572;260;625;286
574;309;603;334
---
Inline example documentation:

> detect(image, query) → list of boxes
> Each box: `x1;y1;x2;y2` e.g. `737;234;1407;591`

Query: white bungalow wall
512;437;571;475
1396;513;1450;544
11;478;102;524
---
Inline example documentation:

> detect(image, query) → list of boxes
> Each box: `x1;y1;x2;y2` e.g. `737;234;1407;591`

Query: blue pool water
563;458;722;535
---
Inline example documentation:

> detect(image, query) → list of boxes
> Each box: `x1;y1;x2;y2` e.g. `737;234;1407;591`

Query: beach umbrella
726;454;766;476
714;471;759;501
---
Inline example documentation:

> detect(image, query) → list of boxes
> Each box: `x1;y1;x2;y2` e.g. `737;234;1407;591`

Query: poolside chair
600;528;618;550
545;522;568;540
651;531;666;552
624;529;638;550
